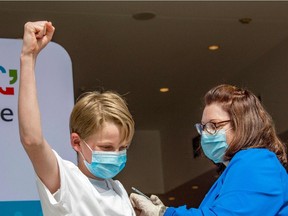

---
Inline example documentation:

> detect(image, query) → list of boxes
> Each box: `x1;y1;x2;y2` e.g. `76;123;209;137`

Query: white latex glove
150;195;164;206
130;193;166;216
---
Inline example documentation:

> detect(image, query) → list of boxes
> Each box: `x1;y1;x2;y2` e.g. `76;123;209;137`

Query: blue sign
0;200;42;216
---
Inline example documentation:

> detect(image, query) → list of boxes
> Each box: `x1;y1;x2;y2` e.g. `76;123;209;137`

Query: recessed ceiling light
192;185;199;190
239;17;252;24
160;87;169;93
168;197;176;201
132;12;156;21
208;45;220;51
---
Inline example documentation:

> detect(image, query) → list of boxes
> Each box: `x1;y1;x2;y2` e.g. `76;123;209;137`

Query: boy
18;21;135;216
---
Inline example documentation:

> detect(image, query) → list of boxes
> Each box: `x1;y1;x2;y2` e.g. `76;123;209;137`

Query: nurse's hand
130;193;167;216
150;194;164;206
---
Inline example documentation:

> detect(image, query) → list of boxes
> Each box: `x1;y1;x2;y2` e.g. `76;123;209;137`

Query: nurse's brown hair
204;84;287;166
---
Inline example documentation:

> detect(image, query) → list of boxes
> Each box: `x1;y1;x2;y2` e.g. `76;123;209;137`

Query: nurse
130;84;288;215
19;21;135;216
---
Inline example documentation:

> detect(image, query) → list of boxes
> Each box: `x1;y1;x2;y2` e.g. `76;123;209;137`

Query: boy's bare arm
18;21;60;193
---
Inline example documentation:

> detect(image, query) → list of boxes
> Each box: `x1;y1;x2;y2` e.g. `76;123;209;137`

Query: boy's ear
70;132;81;152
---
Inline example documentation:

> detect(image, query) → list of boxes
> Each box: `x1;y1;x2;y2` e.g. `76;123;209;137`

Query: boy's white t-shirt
36;150;135;216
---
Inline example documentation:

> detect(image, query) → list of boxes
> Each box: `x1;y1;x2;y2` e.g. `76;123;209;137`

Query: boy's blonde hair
69;91;134;145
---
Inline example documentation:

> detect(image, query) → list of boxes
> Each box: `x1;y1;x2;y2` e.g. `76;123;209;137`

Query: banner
0;38;75;215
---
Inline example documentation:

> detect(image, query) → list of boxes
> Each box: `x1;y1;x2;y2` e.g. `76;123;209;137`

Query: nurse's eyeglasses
195;120;231;135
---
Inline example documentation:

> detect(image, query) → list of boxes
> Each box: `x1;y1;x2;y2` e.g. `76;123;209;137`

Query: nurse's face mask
200;129;229;163
80;140;127;179
195;120;231;163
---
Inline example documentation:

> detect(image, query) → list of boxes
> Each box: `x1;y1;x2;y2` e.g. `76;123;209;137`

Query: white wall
117;130;165;194
159;110;215;192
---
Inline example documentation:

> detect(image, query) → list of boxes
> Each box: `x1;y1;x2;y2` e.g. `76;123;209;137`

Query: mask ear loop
79;151;87;163
82;140;93;152
79;139;92;164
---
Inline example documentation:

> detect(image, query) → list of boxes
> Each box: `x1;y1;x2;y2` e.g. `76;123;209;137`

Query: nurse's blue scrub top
165;148;288;215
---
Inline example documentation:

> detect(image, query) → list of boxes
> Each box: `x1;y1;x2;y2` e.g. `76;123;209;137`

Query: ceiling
2;1;288;132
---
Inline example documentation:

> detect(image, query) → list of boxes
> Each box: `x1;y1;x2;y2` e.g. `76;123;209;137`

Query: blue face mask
201;129;228;163
81;141;127;179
